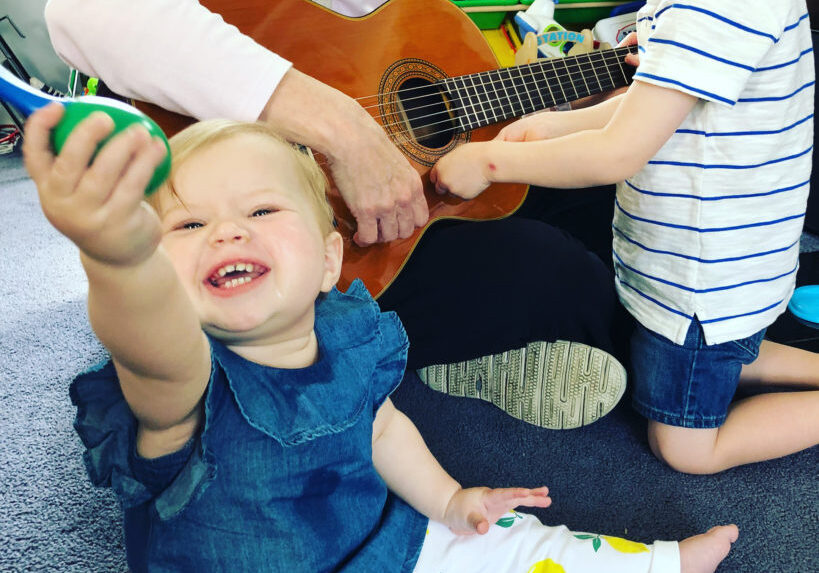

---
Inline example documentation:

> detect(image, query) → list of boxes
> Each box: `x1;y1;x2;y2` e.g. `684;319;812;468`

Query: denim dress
70;280;428;572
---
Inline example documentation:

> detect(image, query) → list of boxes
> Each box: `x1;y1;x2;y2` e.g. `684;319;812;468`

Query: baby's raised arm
371;398;551;535
23;104;210;456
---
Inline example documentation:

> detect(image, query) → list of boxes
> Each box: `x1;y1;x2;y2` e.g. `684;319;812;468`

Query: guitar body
136;0;527;297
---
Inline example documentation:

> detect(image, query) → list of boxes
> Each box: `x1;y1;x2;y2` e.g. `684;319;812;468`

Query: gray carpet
1;152;817;572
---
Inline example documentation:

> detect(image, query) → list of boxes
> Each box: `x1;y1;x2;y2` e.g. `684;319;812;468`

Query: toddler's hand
495;112;560;143
430;142;491;200
442;486;551;535
23;103;167;267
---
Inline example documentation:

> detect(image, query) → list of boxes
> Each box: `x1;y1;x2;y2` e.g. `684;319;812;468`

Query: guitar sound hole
397;78;456;149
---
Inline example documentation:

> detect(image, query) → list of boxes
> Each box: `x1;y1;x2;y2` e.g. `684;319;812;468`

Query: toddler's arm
431;80;697;199
23;104;211;456
497;92;625;143
372;398;550;534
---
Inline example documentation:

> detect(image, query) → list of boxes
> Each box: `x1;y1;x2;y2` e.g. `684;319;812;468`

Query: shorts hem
631;398;726;429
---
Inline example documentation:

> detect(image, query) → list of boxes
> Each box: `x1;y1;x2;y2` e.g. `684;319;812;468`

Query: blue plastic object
787;285;819;328
0;66;170;194
610;1;647;17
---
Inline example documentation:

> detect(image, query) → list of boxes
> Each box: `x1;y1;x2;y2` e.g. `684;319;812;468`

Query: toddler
431;0;819;474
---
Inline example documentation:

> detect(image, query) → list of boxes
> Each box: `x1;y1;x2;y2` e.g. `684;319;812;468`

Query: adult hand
22;103;167;266
429;141;492;200
262;70;428;246
442;486;551;535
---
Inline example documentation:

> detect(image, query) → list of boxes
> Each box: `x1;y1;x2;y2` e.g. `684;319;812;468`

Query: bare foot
679;525;739;573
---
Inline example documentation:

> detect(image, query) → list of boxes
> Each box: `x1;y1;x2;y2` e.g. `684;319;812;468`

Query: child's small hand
495;112;559;143
442;486;551;535
430;142;492;200
23;103;167;267
618;32;640;67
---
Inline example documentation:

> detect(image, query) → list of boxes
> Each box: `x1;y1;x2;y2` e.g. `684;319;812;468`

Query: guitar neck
441;45;636;132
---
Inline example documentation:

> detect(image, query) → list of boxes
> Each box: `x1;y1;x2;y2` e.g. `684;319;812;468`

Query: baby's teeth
225;264;235;273
245;263;254;272
236;263;246;272
218;267;227;277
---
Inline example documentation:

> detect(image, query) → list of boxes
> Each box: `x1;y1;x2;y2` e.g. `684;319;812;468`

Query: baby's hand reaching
442;486;551;535
23;103;167;267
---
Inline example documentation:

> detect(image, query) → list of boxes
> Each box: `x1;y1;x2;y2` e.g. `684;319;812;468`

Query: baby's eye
251;208;276;218
175;221;204;231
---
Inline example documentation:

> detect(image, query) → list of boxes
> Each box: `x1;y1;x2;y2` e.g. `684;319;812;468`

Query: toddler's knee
647;423;722;475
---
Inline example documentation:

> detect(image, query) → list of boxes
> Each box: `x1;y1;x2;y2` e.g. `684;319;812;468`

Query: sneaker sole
416;340;626;430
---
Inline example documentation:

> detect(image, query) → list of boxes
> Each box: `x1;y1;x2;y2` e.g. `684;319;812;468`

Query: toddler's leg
648;389;819;474
412;512;737;573
649;341;819;474
739;340;819;389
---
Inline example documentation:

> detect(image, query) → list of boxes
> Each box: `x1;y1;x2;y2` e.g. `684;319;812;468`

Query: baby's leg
679;525;738;573
412;512;736;573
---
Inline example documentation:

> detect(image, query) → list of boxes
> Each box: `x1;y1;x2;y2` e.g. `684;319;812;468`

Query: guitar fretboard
440;46;636;132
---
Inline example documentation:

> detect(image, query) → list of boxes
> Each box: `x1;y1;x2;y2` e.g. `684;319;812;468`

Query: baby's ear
320;231;344;292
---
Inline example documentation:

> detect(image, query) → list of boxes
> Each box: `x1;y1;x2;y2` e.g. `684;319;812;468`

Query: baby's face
155;133;339;343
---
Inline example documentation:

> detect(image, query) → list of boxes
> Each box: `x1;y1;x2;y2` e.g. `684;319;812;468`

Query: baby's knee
647;422;723;475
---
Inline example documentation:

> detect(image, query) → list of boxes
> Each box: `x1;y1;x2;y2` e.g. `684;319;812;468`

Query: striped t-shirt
614;0;815;345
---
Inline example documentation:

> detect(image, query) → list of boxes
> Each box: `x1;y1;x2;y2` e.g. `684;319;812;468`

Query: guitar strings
363;49;633;140
354;46;634;111
361;50;631;138
309;47;636;165
372;54;626;133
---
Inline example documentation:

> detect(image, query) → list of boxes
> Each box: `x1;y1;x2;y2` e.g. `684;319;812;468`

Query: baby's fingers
22;103;64;183
48;111;115;197
496;486;552;509
104;136;167;216
82;125;157;203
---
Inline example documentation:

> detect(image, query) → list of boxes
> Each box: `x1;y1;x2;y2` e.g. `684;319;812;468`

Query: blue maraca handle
0;65;61;116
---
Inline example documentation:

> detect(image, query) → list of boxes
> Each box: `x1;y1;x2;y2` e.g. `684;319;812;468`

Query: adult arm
44;0;428;245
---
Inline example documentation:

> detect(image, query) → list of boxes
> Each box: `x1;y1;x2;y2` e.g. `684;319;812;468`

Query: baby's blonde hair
148;119;336;235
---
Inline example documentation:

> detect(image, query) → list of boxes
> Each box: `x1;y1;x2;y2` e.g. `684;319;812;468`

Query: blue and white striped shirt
614;0;815;345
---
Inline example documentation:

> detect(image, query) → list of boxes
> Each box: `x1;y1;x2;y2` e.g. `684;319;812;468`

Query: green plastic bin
452;0;534;30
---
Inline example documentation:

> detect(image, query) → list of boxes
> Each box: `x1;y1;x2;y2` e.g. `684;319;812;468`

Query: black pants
378;184;634;370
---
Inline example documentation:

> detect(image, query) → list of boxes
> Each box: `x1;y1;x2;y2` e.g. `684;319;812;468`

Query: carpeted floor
1;152;817;572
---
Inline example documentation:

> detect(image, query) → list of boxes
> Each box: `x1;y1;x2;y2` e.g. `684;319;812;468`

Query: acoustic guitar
135;0;635;297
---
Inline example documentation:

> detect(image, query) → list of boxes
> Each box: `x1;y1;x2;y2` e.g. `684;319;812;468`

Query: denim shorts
630;318;766;429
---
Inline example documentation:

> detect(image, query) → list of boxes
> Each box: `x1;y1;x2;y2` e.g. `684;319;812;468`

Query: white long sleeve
44;0;291;121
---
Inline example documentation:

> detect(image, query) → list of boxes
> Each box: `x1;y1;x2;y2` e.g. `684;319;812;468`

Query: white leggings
413;511;680;573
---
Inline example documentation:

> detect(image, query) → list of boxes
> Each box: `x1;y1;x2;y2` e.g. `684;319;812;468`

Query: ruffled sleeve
70;358;218;520
315;279;409;411
70;360;153;508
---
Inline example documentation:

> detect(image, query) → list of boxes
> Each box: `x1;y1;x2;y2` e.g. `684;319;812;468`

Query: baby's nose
210;221;249;244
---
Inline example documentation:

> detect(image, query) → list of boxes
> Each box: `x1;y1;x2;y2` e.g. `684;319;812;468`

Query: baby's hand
23;103;167;267
442;486;551;535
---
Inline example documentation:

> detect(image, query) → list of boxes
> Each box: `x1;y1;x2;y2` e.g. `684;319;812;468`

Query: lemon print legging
412;511;680;573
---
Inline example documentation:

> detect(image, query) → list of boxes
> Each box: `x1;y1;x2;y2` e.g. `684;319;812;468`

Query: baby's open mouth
207;262;269;289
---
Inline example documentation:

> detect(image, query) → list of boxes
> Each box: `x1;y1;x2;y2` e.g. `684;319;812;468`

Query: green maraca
1;66;170;195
